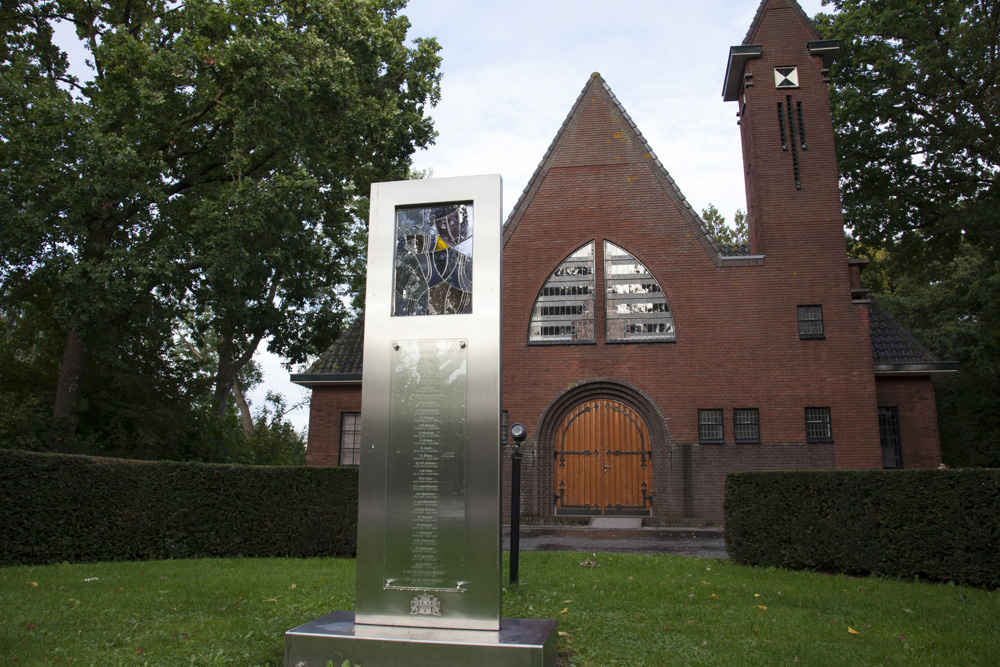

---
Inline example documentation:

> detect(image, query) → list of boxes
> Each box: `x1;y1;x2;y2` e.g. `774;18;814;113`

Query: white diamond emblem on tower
774;67;799;88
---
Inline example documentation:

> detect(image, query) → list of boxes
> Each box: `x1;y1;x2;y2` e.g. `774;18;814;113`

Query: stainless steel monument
285;175;557;666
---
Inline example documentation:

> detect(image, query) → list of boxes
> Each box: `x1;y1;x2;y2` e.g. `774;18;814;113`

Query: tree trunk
232;379;255;436
53;329;88;421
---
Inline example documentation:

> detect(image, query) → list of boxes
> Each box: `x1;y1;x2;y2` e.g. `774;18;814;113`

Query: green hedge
0;449;358;566
724;469;1000;588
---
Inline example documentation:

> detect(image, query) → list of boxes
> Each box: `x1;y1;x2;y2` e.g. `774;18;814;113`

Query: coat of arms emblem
409;593;442;616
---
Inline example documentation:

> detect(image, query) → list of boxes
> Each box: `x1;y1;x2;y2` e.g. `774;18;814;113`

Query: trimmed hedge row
0;449;358;566
724;469;1000;588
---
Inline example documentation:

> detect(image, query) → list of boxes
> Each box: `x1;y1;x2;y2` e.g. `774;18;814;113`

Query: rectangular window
339;412;361;466
798;305;825;338
879;406;903;469
698;409;724;443
734;408;761;443
501;410;508;446
805;407;833;442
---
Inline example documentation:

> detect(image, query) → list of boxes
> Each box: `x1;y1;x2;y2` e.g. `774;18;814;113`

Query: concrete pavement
501;524;727;559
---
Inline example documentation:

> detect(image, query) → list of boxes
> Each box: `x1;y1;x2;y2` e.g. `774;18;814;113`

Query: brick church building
292;0;955;523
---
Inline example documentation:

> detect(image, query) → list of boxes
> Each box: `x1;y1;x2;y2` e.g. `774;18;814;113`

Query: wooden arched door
554;399;652;515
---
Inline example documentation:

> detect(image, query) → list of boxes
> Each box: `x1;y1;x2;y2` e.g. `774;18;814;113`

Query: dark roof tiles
868;304;940;365
303;318;364;375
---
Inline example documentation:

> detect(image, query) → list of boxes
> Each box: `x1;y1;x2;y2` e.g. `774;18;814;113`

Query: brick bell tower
723;0;843;262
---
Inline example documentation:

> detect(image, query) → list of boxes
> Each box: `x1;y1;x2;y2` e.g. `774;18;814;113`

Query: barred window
805;408;832;442
798;305;824;339
734;408;760;443
501;410;508;446
605;241;674;342
879;406;902;469
698;409;724;443
529;242;595;342
339;412;361;466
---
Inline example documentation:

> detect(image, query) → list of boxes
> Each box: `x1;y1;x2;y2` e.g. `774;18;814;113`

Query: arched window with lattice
528;242;596;343
604;241;674;342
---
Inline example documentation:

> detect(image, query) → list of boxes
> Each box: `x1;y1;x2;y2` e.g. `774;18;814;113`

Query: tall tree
815;0;999;250
1;0;441;428
818;1;1000;465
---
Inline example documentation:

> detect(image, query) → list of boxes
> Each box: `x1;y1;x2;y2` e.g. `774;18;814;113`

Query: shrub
724;469;1000;588
0;449;358;566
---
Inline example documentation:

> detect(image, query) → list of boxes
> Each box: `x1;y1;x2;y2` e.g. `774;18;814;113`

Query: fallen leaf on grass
560;607;568;614
848;627;860;635
758;606;767;611
264;597;281;603
289;584;296;590
29;581;39;587
754;593;761;598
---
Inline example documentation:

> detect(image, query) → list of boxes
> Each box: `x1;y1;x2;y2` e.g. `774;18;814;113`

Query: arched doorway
554;399;652;515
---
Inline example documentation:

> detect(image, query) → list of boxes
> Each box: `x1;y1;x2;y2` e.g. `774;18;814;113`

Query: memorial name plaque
285;174;557;665
384;339;467;593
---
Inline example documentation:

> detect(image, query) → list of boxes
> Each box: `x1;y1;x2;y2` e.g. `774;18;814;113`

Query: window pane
698;409;723;442
340;412;361;466
734;408;760;442
797;305;824;337
805;408;832;442
605;241;675;341
529;242;596;342
879;406;902;468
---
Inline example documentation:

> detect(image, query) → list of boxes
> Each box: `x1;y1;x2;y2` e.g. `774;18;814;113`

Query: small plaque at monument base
284;611;557;667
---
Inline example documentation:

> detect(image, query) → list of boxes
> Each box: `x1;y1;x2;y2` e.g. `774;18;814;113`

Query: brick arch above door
537;378;669;450
535;379;670;515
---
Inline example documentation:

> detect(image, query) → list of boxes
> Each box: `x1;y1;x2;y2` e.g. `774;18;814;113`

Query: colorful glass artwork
393;203;474;316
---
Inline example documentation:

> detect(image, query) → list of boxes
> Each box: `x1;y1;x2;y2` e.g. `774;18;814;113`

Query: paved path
502;525;728;559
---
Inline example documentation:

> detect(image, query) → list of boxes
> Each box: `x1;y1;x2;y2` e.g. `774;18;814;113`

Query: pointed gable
742;0;821;46
504;73;750;266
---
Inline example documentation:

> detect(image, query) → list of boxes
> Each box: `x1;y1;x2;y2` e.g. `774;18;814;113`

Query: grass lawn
2;552;998;665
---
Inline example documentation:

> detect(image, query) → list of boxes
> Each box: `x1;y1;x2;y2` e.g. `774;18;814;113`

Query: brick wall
501;65;882;519
304;384;362;467
875;376;943;469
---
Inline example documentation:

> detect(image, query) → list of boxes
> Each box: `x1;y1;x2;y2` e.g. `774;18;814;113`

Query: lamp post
509;422;526;584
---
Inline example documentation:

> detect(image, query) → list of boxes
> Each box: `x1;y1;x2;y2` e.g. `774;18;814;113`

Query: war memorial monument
284;175;558;665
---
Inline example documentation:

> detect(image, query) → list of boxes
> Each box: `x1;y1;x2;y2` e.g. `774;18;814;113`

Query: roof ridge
502;73;597;243
743;0;822;45
503;73;730;264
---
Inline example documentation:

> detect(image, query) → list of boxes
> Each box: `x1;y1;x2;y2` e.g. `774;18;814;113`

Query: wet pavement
501;525;728;559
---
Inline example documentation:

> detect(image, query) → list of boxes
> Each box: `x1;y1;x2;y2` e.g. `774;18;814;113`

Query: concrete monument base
285;611;557;667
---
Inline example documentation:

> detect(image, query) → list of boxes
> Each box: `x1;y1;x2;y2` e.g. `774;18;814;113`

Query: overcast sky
263;0;830;433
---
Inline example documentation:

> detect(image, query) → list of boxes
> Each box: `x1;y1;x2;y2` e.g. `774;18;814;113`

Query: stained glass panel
393;203;473;316
528;242;595;342
604;241;674;341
